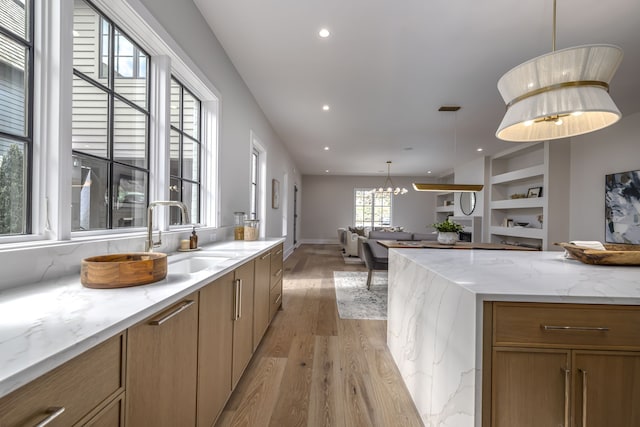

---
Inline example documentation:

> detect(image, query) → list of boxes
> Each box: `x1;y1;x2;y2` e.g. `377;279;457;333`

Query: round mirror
459;192;476;215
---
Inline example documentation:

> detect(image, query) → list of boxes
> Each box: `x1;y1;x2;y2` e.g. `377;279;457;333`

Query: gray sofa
360;230;437;260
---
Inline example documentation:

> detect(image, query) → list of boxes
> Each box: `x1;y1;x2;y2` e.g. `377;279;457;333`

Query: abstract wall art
605;170;640;244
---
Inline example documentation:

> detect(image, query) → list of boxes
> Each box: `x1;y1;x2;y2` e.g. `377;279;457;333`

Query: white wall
136;0;301;251
301;175;436;242
569;111;640;241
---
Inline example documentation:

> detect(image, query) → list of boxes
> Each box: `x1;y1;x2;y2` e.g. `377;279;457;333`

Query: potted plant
432;220;464;244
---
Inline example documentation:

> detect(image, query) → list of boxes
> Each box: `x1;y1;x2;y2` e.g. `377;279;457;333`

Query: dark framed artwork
272;179;280;209
527;187;542;198
605;170;640;244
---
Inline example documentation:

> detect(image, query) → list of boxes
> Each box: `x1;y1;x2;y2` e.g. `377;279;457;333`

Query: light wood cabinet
485;302;640;427
0;333;125;427
270;243;284;319
253;250;271;349
126;293;199;427
197;271;234;427
232;260;255;388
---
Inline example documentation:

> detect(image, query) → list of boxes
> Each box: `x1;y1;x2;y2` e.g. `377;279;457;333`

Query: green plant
432;220;463;233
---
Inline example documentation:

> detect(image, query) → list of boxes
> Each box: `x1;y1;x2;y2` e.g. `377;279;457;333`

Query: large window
71;0;150;231
354;189;392;228
170;77;201;224
0;0;33;236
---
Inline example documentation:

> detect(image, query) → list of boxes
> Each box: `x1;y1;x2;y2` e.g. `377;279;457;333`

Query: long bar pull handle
562;368;570;427
233;279;240;320
276;249;283;255
35;407;65;427
274;293;282;306
542;325;610;332
580;369;588;427
238;279;243;319
260;252;270;260
149;300;195;325
274;268;283;278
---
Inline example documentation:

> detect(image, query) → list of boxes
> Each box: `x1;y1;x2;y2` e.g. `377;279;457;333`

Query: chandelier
372;161;408;195
496;0;623;142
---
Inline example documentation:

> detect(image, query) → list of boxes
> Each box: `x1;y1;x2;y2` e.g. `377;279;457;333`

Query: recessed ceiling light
427;170;432;174
477;148;483;152
324;146;330;151
322;105;330;111
319;28;330;38
325;169;330;173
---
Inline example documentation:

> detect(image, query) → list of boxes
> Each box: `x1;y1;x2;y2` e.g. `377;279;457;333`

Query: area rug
333;271;388;320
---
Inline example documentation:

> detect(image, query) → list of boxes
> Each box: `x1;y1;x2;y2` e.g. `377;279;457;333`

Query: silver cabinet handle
562;368;570;427
274;268;283;278
274;293;282;306
542;325;610;332
260;252;270;260
35;407;65;427
580;369;588;427
149;300;195;325
238;279;243;319
232;279;240;320
276;249;283;255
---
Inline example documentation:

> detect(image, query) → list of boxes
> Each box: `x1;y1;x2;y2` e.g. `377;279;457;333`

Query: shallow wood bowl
555;242;640;266
81;252;167;288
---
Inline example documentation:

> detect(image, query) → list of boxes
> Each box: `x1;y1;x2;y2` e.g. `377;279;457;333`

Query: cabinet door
492;348;570;427
253;251;271;350
232;260;255;387
197;272;234;427
573;351;640;427
126;293;199;427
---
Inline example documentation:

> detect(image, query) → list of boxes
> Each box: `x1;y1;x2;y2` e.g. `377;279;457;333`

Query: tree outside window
354;189;392;228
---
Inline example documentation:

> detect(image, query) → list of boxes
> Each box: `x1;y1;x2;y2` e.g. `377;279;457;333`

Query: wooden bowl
81;252;167;288
555;242;640;266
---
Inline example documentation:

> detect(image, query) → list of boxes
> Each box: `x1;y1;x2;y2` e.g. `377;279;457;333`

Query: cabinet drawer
270;244;283;288
0;333;125;427
269;281;282;320
493;302;640;350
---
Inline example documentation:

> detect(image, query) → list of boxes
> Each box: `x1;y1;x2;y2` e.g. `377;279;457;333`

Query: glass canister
234;212;246;240
244;219;260;241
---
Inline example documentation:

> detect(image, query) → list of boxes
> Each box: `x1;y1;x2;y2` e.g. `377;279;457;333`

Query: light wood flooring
215;244;423;427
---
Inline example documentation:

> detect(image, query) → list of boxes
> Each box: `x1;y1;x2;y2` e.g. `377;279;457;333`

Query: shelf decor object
372;161;408;195
605;170;640;244
556;242;640;266
496;0;623;142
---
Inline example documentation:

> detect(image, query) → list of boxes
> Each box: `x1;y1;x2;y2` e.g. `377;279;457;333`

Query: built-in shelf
450;216;482;242
436;206;455;213
488;141;569;251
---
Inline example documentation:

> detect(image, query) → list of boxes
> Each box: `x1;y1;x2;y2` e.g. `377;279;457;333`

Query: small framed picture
272;179;280;209
506;219;514;228
527;187;542;198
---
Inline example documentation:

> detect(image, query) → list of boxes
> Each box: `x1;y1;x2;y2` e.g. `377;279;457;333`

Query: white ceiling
193;0;640;177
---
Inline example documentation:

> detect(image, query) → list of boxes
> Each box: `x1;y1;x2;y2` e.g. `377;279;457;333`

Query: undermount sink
169;256;229;274
81;252;167;289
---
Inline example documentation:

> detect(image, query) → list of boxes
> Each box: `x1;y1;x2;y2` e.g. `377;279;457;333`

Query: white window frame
353;188;393;229
0;0;220;246
250;130;266;237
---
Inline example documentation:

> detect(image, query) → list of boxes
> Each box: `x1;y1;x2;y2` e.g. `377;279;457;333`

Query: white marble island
387;248;640;427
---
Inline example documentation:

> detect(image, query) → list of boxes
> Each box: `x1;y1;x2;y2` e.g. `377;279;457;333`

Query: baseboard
299;238;340;245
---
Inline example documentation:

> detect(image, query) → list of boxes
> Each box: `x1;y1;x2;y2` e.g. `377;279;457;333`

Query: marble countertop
391;248;640;304
0;238;283;399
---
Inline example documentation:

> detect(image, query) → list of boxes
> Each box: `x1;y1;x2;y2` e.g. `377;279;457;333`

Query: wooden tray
555;242;640;266
81;252;167;288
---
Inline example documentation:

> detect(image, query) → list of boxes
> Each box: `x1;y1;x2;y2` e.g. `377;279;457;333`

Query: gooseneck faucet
146;201;190;252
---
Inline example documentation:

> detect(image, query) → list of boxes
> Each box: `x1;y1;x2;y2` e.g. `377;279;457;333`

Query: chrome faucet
146;201;190;252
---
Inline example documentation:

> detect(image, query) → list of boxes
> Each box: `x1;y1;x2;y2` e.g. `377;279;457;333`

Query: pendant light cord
552;0;557;51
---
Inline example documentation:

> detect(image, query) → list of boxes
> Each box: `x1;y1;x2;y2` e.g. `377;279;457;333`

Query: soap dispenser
190;227;198;249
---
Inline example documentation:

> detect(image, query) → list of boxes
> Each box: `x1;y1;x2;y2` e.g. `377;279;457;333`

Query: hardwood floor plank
214;244;423;427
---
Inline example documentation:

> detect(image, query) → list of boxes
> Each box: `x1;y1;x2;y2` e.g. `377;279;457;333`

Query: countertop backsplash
0;226;232;291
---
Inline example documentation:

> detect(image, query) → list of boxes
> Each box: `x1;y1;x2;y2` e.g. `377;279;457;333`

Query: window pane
72;75;108;158
113;98;147;168
0;33;28;137
182;181;199;224
0;139;26;234
170;130;180;176
73;0;107;85
182;89;199;139
113;29;147;108
113;164;147;228
170;79;180;128
182;136;199;181
0;0;27;41
71;155;108;231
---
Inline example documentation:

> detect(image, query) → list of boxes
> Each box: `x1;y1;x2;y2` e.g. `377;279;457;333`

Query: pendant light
372;161;408;195
413;106;484;192
496;0;623;142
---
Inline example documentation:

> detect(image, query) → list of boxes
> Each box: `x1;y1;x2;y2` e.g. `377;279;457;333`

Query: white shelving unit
488;141;570;250
434;192;454;222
